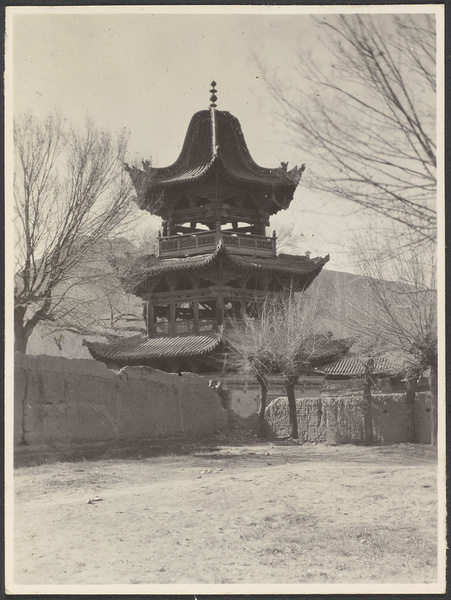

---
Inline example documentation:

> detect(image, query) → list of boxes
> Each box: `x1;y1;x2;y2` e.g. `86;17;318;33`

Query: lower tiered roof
84;333;222;366
84;332;351;371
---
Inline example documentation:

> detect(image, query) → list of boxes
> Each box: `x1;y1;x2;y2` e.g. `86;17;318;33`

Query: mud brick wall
14;353;228;446
265;394;417;444
414;391;432;444
371;394;414;444
213;375;324;418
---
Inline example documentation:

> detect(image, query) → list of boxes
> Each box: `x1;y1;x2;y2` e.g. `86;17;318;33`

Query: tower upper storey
125;83;305;231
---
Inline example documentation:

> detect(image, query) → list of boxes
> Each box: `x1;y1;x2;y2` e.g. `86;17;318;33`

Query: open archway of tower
175;277;194;291
153;278;170;293
174;195;190;210
268;277;284;292
198;279;215;290
245;275;264;291
226;279;241;288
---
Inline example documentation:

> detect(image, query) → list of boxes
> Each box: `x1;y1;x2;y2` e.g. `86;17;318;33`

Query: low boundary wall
265;393;431;444
14;353;228;446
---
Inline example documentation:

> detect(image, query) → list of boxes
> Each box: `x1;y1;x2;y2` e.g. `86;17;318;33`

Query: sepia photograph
5;4;446;594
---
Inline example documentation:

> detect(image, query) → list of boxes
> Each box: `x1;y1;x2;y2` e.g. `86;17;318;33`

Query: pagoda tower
85;83;329;372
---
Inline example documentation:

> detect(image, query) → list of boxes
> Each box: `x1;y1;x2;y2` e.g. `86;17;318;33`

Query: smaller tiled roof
322;379;365;393
321;355;405;377
308;337;352;368
322;377;407;394
83;333;221;363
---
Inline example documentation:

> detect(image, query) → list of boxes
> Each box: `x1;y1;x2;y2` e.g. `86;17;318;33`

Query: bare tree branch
347;229;437;444
259;14;436;244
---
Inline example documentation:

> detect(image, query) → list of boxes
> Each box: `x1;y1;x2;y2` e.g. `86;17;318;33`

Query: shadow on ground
13;409;437;468
14;412;266;467
14;437;225;468
14;431;437;468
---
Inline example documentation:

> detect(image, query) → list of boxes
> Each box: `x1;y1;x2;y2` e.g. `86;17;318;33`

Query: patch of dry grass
12;443;439;586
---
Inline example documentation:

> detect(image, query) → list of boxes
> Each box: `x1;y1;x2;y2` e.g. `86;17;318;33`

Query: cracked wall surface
14;353;228;446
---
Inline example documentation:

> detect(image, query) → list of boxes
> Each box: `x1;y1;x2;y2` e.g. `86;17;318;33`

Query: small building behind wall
320;355;431;444
263;355;432;444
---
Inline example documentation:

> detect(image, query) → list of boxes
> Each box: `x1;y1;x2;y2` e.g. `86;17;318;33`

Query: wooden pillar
217;294;224;328
168;219;176;236
147;301;154;336
193;297;200;335
162;221;168;237
142;301;148;330
170;302;176;336
253;222;266;236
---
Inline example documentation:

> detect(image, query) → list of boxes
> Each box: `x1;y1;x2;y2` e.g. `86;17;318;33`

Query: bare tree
261;14;436;244
350;231;438;444
225;287;350;439
223;301;275;438
272;222;305;255
267;291;350;438
14;113;136;353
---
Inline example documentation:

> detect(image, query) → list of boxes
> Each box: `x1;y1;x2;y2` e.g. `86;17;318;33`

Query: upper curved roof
125;109;305;215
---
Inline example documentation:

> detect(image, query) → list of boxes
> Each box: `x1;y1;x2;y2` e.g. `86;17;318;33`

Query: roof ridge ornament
209;81;217;108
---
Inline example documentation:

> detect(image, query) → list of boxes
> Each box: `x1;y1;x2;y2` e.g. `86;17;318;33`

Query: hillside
22;238;146;359
313;268;374;338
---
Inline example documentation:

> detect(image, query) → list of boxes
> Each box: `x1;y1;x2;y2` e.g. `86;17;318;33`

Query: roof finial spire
210;81;217;108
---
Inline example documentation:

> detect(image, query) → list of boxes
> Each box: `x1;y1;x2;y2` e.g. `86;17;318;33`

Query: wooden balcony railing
154;322;170;335
152;318;217;336
159;230;276;258
174;320;195;334
198;318;217;332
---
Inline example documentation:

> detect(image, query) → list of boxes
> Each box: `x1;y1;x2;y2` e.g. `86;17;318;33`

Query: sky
6;6;439;273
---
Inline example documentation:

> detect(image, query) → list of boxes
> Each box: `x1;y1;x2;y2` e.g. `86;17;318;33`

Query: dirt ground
11;437;439;587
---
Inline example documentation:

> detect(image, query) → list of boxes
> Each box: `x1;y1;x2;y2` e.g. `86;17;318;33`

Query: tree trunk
363;365;373;445
405;376;418;443
256;373;268;439
430;364;438;446
284;377;299;439
14;306;32;353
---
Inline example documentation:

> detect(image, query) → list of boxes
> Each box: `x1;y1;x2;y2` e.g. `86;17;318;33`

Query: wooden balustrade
151;316;254;337
159;230;276;258
152;318;217;336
